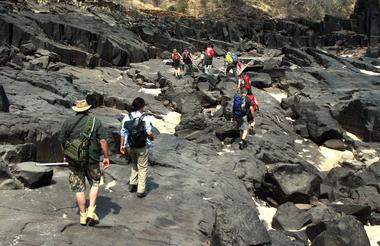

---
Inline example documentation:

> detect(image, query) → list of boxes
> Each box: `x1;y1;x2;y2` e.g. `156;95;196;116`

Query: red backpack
243;73;251;90
246;94;257;111
172;52;181;62
206;47;214;58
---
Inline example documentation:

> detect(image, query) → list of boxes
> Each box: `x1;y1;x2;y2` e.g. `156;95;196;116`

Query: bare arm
100;139;110;169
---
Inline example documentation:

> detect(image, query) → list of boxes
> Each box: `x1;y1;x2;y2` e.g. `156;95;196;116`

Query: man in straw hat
58;99;110;226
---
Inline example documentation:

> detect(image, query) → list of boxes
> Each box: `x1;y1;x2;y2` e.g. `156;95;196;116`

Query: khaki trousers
129;147;148;194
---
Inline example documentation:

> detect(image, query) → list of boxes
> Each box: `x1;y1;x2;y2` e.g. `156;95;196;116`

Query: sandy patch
150;111;181;134
253;198;277;229
365;225;380;246
360;69;380;76
267;91;288;103
318;146;354;172
139;88;162;96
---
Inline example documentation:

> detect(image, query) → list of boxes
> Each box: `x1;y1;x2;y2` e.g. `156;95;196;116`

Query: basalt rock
0;160;23;190
272;202;312;231
0;84;9;112
12;162;53;189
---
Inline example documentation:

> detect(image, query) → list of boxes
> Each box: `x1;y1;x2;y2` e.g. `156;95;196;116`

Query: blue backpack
233;95;247;117
232;53;238;63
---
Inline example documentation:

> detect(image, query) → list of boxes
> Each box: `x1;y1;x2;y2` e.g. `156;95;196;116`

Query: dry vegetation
35;0;356;19
120;0;356;19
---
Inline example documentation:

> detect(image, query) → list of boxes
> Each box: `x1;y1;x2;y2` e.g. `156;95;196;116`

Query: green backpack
64;116;95;166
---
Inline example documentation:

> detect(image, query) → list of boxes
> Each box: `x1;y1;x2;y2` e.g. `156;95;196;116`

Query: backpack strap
81;116;95;139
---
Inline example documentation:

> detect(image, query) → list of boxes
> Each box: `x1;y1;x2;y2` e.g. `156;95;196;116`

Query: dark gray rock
306;215;370;246
211;202;270;246
12;162;53;189
272;202;312;231
268;230;305;246
251;72;272;89
329;204;372;224
0;84;9;112
264;163;322;204
322;139;346;151
0;160;23;190
332;91;380;142
308;206;341;224
20;42;37;55
215;123;240;141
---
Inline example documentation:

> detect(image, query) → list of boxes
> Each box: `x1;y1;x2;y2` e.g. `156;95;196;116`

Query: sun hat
72;99;92;112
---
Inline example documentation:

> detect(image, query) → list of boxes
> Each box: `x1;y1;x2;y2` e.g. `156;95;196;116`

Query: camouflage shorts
68;162;101;192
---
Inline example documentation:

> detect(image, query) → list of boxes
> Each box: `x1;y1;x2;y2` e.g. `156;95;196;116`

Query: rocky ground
1;0;380;245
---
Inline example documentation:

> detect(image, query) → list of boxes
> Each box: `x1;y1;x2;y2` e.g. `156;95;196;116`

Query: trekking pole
35;162;69;166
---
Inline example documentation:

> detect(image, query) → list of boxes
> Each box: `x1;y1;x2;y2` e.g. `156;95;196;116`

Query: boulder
329;204;372;224
0;160;23;190
215;123;240;141
308;206;341;224
160;50;172;59
306;215;370;246
294;99;343;145
211;202;270;246
0;84;9;112
322;139;346;151
268;230;305;246
264;163;322;204
20;42;37;55
272;202;312;231
365;46;380;58
12;162;53;189
332;91;380;142
251;72;272;89
195;90;219;108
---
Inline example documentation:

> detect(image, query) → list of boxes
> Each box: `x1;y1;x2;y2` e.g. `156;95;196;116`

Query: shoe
243;140;248;149
87;205;99;226
129;184;137;193
80;210;87;226
137;192;146;198
239;141;244;150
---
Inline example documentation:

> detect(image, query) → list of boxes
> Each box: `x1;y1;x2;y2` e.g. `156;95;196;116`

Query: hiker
172;49;182;79
58;99;110;226
120;97;156;198
204;43;214;74
225;50;242;82
237;72;252;93
182;48;194;76
233;88;258;150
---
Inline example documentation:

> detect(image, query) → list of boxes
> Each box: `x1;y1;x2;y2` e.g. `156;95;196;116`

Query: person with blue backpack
225;49;242;82
233;88;258;150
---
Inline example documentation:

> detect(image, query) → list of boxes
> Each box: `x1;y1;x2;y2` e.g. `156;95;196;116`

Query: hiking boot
129;184;137;193
137;192;146;198
87;205;99;226
239;140;248;150
80;210;87;226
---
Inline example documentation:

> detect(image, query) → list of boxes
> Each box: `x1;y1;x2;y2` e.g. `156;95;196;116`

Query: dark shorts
173;61;180;69
68;162;101;192
236;116;250;131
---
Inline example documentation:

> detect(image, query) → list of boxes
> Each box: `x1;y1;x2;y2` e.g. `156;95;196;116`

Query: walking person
225;50;242;82
59;99;110;226
233;88;258;150
182;48;194;76
172;49;182;79
204;43;214;74
120;97;156;198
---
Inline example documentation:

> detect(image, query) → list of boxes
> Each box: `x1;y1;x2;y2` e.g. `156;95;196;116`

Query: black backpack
124;113;147;148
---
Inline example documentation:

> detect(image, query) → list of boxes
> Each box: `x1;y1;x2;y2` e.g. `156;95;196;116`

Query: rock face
211;202;270;246
264;163;322;204
0;160;23;190
353;0;380;42
12;162;53;189
0;84;9;112
272;202;312;231
306;215;371;246
0;0;379;245
332;91;380;142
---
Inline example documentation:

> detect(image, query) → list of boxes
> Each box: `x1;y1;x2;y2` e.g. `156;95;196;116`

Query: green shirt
58;113;108;162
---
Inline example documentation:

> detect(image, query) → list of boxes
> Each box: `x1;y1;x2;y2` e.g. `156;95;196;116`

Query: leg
69;167;87;224
129;148;138;187
136;148;149;196
76;192;86;213
85;163;102;225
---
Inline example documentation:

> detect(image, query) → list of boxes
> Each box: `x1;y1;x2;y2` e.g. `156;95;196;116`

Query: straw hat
72;99;92;112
